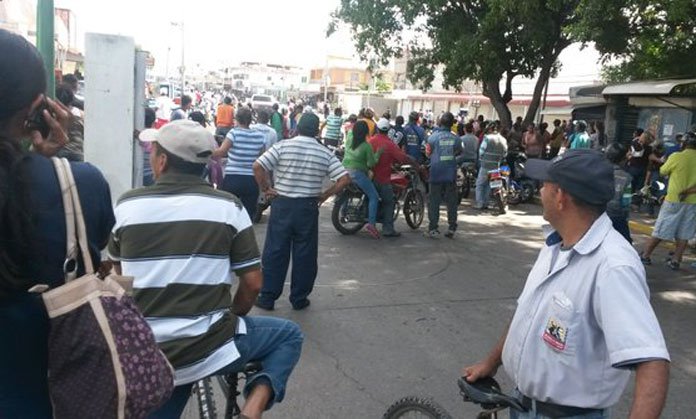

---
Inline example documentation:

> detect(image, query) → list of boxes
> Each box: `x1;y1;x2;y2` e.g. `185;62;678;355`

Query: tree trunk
524;64;552;126
482;79;512;130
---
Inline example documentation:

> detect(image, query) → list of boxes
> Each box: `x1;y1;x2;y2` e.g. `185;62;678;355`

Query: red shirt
369;133;410;184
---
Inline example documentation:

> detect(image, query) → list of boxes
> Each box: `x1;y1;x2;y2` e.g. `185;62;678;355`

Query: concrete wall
84;33;135;203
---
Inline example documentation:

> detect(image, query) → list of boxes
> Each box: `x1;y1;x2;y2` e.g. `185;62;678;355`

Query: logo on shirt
543;316;568;351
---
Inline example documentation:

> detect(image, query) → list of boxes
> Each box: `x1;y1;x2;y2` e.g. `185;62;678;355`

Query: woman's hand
30;97;71;157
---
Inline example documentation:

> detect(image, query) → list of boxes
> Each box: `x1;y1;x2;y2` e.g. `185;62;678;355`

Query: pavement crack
302;333;386;406
310;295;519;313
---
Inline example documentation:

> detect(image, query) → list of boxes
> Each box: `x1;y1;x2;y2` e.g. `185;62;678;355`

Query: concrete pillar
84;33;135;203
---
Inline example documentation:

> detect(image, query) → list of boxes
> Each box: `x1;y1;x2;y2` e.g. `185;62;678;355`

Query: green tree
330;0;581;128
571;0;696;82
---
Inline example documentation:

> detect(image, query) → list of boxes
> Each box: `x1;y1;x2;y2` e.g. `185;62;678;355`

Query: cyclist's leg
147;383;193;419
215;316;303;411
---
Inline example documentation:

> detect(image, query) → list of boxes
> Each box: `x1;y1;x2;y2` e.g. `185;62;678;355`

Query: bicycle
192;361;262;419
383;376;526;419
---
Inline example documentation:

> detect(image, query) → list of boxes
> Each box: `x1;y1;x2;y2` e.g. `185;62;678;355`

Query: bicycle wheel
383;396;453;419
193;378;217;419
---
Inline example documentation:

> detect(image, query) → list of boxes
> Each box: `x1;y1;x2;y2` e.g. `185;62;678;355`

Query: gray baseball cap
139;120;216;164
525;149;614;206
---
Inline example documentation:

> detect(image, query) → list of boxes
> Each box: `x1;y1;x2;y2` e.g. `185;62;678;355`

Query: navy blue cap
525;149;614;206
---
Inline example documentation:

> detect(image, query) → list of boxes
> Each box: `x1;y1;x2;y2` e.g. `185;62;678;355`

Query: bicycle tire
383;396;453;419
194;378;217;419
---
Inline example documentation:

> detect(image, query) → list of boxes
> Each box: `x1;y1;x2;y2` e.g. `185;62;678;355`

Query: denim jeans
259;197;319;307
610;215;633;243
221;174;259;220
348;170;379;225
475;168;491;208
0;294;52;418
149;316;303;418
375;182;397;233
428;182;458;232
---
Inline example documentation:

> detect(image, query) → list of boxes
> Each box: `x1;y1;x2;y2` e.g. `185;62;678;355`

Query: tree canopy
330;0;696;128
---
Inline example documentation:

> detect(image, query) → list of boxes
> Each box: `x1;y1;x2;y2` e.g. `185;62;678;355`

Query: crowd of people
1;26;693;419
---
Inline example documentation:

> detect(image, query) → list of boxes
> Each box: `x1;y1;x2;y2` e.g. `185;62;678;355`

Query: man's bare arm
232;268;263;316
629;360;669;419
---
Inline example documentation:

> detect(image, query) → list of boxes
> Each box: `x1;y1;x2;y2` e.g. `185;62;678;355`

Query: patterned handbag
41;158;174;418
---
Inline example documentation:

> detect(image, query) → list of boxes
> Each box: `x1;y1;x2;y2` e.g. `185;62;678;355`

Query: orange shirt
216;104;235;127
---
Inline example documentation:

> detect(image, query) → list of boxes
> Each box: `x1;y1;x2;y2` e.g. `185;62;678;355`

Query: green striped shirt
108;173;261;385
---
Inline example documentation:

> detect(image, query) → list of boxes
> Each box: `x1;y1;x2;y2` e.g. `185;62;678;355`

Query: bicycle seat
458;377;526;412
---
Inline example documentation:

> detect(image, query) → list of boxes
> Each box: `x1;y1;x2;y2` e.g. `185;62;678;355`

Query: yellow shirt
660;149;696;204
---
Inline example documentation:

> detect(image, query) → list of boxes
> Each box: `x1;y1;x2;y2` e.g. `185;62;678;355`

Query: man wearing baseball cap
109;120;303;418
463;149;669;418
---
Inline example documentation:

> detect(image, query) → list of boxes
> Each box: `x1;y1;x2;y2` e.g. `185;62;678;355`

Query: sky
55;0;355;73
52;0;603;94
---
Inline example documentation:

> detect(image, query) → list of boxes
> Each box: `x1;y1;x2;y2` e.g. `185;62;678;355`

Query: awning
602;79;696;96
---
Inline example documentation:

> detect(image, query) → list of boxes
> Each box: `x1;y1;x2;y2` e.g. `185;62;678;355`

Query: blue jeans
348;170;379;225
475;168;491;208
222;174;259;220
0;294;52;418
375;182;397;234
510;390;610;419
259;197;319;307
149;316;303;418
428;182;458;232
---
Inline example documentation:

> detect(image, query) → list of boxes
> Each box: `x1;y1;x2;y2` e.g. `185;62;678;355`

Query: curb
531;197;673;245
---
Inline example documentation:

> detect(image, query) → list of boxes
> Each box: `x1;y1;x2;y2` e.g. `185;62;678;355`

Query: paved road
184;199;696;418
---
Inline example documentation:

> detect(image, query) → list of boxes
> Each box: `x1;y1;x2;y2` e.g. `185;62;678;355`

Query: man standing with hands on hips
253;113;350;311
463;149;670;419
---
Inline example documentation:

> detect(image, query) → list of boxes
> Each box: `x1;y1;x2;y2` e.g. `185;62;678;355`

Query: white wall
84;33;135;203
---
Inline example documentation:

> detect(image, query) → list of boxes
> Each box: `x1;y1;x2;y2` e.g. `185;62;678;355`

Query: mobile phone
26;99;52;138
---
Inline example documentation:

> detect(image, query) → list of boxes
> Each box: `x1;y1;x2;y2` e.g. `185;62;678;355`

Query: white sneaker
424;230;441;239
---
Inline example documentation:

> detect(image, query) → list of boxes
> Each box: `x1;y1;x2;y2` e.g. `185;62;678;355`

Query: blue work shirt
403;123;426;160
427;127;462;183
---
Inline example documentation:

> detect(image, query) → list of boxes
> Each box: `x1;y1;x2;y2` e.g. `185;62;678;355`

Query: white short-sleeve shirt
501;213;670;409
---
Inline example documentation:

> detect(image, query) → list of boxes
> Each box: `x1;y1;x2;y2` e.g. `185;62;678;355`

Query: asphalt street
183;198;696;419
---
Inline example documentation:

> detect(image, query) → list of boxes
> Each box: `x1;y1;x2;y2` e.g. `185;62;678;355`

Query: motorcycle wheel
520;180;535;203
494;192;507;215
331;196;366;235
403;190;425;229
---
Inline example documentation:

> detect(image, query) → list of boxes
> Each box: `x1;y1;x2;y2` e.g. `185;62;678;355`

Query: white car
250;94;276;112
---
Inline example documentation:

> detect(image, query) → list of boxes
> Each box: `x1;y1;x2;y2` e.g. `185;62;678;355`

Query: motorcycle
505;151;536;205
456;160;477;204
487;165;510;214
331;165;425;234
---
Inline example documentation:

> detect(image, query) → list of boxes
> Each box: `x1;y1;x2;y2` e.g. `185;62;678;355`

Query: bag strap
63;158;95;275
51;158;94;281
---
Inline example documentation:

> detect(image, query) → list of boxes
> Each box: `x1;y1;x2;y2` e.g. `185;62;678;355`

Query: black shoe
292;299;311;311
444;229;455;239
640;255;652;265
254;299;274;311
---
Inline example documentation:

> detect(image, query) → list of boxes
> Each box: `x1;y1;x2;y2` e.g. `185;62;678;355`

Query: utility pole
37;0;55;98
171;21;185;95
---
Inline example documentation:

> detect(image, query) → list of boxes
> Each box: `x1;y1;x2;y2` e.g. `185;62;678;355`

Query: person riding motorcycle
475;121;508;210
342;120;384;239
370;118;420;237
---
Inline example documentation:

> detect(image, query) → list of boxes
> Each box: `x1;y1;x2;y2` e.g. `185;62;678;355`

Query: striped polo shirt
224;127;267;176
324;115;343;140
107;173;261;385
256;136;348;198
